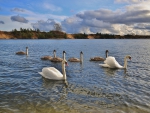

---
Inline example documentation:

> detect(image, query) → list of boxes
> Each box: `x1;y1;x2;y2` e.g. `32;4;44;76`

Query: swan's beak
65;62;68;66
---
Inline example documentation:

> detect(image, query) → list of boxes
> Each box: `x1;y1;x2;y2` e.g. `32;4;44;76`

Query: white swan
99;55;131;69
51;50;63;62
68;51;83;63
90;50;109;61
16;47;28;55
38;51;68;80
41;50;56;60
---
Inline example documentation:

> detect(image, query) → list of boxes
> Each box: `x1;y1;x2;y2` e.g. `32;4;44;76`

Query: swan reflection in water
102;68;119;76
102;67;127;77
41;77;124;111
42;78;68;104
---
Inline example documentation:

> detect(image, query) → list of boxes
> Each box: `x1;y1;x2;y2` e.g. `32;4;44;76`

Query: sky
0;0;150;35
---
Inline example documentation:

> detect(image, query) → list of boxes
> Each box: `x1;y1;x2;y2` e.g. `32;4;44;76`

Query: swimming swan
99;55;131;69
16;47;28;55
38;51;68;80
90;50;109;61
68;51;83;63
51;50;63;62
41;50;56;60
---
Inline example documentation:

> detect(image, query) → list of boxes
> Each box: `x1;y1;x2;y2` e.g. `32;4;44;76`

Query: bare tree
53;23;62;31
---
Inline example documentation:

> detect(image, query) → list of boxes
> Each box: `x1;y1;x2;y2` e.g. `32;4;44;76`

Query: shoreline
0;30;150;39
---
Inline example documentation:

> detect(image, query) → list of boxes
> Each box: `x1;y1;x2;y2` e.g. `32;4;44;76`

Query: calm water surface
0;39;150;113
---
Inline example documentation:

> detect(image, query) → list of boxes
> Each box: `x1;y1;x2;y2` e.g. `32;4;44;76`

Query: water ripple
0;39;150;113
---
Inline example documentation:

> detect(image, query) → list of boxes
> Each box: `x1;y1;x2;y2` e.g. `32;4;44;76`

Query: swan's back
41;56;53;60
51;57;63;62
104;56;123;68
90;57;105;61
68;57;80;62
39;67;63;80
16;51;26;55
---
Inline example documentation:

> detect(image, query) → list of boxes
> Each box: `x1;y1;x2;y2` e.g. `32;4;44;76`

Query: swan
90;50;109;61
16;47;28;55
38;51;68;80
41;50;56;60
99;55;131;69
68;51;83;63
51;50;63;62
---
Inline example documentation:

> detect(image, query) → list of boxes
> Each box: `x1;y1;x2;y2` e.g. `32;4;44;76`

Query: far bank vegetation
0;23;150;39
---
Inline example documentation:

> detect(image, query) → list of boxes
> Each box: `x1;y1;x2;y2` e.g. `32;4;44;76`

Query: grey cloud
11;8;25;12
62;6;150;35
134;23;150;30
0;21;4;24
11;15;28;23
76;9;150;25
31;19;57;31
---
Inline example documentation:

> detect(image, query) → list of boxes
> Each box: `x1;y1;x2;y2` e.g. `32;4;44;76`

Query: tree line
11;28;67;39
7;28;150;39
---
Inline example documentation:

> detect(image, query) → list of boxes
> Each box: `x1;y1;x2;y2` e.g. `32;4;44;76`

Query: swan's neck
26;48;28;56
106;52;108;58
54;51;56;58
62;63;66;80
63;53;65;60
80;54;83;63
123;57;128;69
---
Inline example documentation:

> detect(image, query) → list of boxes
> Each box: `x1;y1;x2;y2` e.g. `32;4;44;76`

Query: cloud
0;21;4;24
134;23;150;30
0;16;32;31
31;19;57;31
11;8;25;12
61;1;150;35
76;8;150;25
11;15;29;23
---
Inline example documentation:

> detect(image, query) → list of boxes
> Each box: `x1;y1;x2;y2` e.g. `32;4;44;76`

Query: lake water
0;39;150;113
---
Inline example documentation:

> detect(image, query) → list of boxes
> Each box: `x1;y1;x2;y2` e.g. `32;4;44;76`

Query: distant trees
10;28;150;39
73;33;88;39
11;28;67;39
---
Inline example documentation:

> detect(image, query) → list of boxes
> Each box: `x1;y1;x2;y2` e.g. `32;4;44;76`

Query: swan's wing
104;57;123;68
90;57;104;61
68;57;80;62
39;67;63;80
51;57;63;62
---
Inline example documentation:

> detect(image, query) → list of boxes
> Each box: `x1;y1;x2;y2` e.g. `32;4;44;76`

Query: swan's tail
38;72;44;76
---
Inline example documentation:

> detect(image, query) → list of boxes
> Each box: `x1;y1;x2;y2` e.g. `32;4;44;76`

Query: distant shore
0;30;150;39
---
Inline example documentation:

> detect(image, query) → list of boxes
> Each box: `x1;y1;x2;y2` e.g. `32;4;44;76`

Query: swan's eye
129;56;131;60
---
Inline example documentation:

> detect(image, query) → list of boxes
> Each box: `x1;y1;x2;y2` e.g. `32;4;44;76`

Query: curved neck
123;57;128;69
80;53;83;63
62;62;66;80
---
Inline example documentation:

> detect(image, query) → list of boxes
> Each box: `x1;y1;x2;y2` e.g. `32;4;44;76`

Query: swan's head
63;51;66;54
26;47;28;49
62;59;68;66
53;50;56;53
62;51;68;66
105;50;109;53
80;51;83;54
126;55;131;60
